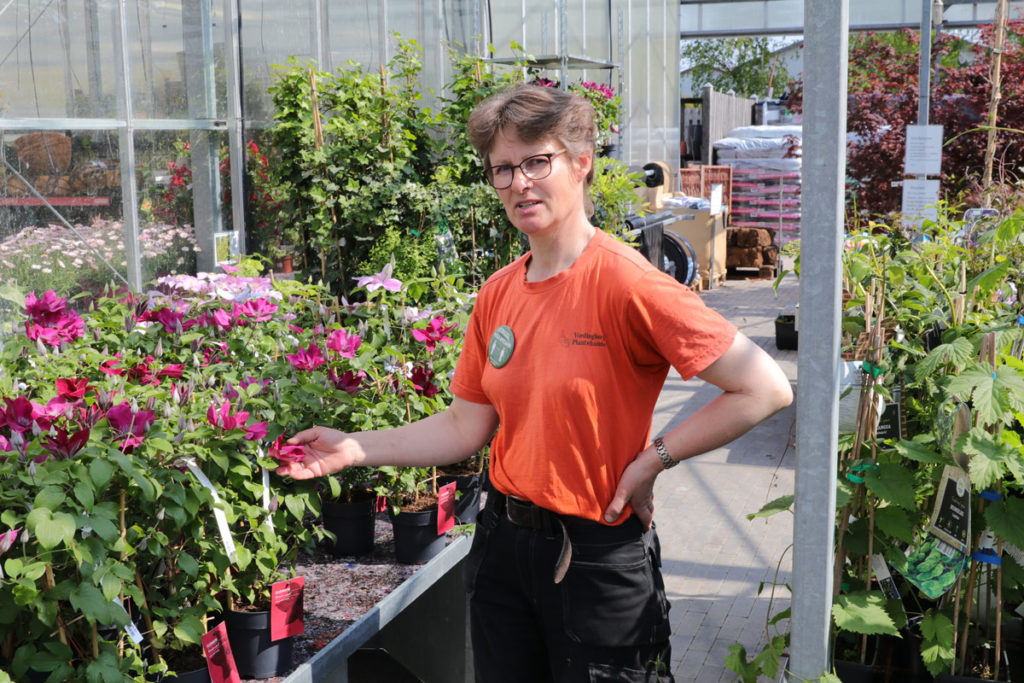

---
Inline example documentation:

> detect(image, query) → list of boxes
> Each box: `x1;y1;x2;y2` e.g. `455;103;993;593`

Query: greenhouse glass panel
701;1;764;32
764;0;803;30
561;0;584;56
241;0;317;126
0;0;118;119
326;0;382;72
489;1;525;57
850;1;906;26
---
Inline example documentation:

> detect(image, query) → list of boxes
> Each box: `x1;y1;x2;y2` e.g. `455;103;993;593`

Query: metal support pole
919;0;933;125
787;0;848;679
224;0;246;257
113;0;143;291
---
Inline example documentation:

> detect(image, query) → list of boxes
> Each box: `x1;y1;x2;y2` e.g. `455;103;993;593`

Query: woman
277;83;793;682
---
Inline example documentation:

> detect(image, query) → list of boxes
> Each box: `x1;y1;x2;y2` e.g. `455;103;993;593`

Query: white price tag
183;458;238;563
111;598;145;644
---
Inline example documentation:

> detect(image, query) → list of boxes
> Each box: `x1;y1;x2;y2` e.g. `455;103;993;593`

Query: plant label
202;620;240;683
270;576;305;640
437;481;456;534
928;465;970;553
871;554;900;600
376;495;387;513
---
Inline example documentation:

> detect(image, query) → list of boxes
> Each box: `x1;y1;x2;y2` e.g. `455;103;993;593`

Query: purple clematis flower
354;263;402;293
106;402;155;450
412;316;456;351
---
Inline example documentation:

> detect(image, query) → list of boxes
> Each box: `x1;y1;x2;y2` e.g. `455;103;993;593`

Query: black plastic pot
833;659;877;683
775;315;798;350
223;609;294;679
323;497;376;556
156;666;211;683
388;507;447;564
437;471;483;524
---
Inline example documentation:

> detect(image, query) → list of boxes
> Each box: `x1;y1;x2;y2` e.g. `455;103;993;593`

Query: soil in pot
224;608;294;679
388;492;447;564
322;496;377;557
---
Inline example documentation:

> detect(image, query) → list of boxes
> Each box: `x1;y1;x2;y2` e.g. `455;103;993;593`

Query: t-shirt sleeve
624;271;738;380
451;299;492;405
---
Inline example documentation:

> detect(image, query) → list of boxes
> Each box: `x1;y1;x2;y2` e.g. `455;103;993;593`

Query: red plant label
437;481;456;535
375;495;387;513
202;620;240;683
271;576;305;640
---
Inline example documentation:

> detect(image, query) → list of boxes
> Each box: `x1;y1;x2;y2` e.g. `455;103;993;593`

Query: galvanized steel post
788;1;848;679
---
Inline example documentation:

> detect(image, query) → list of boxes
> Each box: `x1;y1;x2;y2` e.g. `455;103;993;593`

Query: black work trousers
465;493;676;682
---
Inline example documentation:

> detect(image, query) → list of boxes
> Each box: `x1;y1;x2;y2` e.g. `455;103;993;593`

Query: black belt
490;492;573;584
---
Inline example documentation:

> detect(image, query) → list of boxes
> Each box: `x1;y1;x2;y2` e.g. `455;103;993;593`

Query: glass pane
523;0;558;56
489;1;524;57
765;0;804;30
680;5;699;33
563;0;584;56
850;0;905;26
327;0;380;69
701;2;764;32
584;0;611;60
242;0;317;126
0;0;118;118
1;130;128;298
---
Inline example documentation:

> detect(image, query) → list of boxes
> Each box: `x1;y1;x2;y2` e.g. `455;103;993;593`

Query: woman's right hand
274;426;358;479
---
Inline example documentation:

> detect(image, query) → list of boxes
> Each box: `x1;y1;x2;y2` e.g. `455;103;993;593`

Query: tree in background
787;22;1024;219
680;37;793;99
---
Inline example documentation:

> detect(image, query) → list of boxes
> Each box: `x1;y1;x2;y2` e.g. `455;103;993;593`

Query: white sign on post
904;125;944;177
901;178;941;228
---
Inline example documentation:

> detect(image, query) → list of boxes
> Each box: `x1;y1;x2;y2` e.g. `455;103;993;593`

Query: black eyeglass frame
484;149;567;190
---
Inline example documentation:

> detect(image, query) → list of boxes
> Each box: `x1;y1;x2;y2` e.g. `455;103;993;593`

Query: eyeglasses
484;150;566;190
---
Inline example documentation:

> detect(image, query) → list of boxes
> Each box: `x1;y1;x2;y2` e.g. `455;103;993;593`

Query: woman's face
486;131;591;239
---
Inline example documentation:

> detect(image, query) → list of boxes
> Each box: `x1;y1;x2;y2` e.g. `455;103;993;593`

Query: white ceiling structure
680;0;1024;37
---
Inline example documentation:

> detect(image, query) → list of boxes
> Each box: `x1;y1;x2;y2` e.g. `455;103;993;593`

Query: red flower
269;435;305;464
106;402;155;450
42;427;91;459
410;366;440;398
56;378;91;400
286;343;326;371
328;368;367;396
411;316;456;351
326;328;362;359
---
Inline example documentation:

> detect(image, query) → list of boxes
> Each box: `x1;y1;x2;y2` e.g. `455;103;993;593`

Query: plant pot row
322;470;484;563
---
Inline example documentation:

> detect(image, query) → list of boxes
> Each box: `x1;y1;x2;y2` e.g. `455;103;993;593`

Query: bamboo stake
44;565;68;646
981;0;1009;203
994;535;1004;680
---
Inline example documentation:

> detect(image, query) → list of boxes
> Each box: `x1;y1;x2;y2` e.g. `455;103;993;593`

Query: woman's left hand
603;448;662;530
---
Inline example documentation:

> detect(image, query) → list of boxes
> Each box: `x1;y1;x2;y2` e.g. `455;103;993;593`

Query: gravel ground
239;512;458;682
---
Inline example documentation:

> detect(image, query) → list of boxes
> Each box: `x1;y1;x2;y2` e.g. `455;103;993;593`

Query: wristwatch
654;437;677;470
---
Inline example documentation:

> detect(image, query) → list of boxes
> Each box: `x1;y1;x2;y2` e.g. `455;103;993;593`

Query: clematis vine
207;401;267;441
56;378;91;401
328;368;367;396
235;298;278;322
354;262;402;293
326;328;362;359
412;316;456;352
24;290;84;347
42;427;91;459
1;397;50;434
286;343;326;371
410;366;440;397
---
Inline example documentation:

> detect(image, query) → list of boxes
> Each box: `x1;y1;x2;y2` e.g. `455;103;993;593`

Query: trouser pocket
560;531;671;648
588;661;675;683
463;505;497;597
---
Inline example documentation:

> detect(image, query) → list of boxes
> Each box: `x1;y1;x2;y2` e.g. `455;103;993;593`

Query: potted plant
567;80;622;153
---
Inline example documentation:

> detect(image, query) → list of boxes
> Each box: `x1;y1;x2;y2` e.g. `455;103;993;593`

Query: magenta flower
244;421;268;441
25;311;83;348
0;435;11;452
269;435;306;464
286;343;326;371
328;368;367;396
207;401;250;431
159;364;185;379
56;378;91;400
100;355;124;376
25;290;66;326
354;263;402;293
106;402;155;450
0;528;20;554
410;366;440;397
236;298;278;322
153;307;186;334
412;316;456;351
1;397;47;433
326;328;362;359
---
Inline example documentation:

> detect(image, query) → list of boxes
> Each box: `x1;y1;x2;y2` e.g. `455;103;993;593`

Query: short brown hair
467;83;597;186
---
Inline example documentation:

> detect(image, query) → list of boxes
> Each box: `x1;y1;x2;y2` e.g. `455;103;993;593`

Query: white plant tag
261;465;274;531
112;598;144;644
183;458;238;563
871;554;900;600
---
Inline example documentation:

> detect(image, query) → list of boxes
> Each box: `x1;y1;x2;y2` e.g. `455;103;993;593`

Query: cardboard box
663;207;726;289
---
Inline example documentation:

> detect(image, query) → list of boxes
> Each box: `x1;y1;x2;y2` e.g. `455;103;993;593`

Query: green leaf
69;583;122;625
913;336;974;381
89;459;115;490
862;463;918;510
34;486;66;511
874;506;916;544
177;552;200;577
831;591;900;636
26;508;77;549
746;494;794;520
985;496;1024;549
173;615;207;646
947;364;1024;429
919;610;955;676
73;481;95;511
894;438;949;464
724;642;762;683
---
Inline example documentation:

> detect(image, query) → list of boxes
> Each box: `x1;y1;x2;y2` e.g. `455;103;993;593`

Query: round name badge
488;325;515;368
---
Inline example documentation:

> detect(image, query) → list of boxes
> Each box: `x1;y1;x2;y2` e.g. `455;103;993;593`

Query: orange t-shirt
451;230;737;523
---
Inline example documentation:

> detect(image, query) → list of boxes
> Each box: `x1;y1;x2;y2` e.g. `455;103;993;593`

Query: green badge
488;325;515;368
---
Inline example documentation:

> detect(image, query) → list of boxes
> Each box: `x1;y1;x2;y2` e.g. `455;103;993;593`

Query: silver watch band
654;436;677;469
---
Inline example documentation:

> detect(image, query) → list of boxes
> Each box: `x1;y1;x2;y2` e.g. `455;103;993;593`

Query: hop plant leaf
831;591;901;636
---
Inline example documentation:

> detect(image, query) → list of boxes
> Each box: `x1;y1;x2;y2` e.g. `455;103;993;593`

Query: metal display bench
283;535;473;683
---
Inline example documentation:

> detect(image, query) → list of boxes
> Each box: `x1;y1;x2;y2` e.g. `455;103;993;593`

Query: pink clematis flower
269;435;306;464
159;364;185;380
236;298;278;322
25;290;66;325
354;263;402;293
326;328;362;359
0;435;12;452
244;422;268;441
100;354;124;376
56;378;91;400
207;401;250;431
1;397;47;433
412;316;456;352
106;402;155;450
286;343;326;371
0;528;20;554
